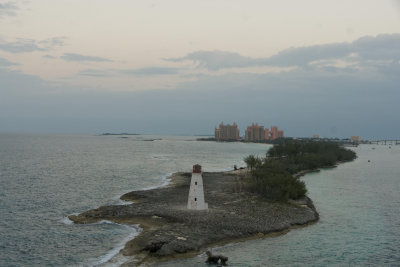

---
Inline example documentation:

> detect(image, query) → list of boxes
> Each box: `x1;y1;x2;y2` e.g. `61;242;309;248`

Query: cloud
165;50;261;70
352;34;400;61
0;1;18;19
61;53;112;62
77;69;111;77
120;67;179;76
264;43;351;67
0;38;43;53
77;67;179;77
39;37;67;50
42;54;56;59
1;34;400;138
0;37;66;53
0;56;18;67
166;34;400;70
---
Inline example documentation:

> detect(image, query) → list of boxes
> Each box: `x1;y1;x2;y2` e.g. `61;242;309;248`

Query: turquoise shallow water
0;133;269;266
160;144;400;266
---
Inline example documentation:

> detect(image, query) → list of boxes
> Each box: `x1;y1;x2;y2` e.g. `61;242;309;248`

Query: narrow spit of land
69;170;319;266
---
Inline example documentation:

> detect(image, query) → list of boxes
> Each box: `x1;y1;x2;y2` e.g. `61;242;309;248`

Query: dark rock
69;171;319;263
206;250;228;265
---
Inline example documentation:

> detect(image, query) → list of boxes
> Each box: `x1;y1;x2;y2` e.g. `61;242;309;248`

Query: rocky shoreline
69;170;319;266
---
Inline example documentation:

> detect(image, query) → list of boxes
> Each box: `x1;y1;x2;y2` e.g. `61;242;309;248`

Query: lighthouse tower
187;164;208;210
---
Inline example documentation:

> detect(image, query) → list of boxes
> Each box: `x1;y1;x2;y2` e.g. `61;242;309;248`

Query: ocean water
0;133;269;266
160;144;400;266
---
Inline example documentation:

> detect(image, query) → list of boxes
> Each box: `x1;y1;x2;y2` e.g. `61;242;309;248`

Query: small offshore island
69;141;356;266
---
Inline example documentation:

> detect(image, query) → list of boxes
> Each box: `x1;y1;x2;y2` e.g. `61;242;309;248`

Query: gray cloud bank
166;34;400;70
1;34;399;139
42;55;56;59
0;1;18;18
165;50;261;70
120;67;179;76
0;56;17;67
77;67;179;77
0;37;66;53
61;53;112;62
77;69;111;77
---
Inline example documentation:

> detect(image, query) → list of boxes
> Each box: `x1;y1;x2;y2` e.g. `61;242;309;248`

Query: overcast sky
1;0;400;139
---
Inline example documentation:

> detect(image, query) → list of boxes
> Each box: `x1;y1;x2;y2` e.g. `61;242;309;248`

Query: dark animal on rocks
205;250;228;265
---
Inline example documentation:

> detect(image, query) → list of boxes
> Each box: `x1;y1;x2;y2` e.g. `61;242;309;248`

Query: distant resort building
270;126;284;140
215;122;284;142
245;124;284;142
270;126;278;140
215;122;240;141
245;123;266;142
350;136;362;142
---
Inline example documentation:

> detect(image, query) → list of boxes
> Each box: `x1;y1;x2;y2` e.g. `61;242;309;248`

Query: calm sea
0;133;268;266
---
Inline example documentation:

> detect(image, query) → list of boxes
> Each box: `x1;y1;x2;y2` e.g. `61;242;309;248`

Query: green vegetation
244;141;357;201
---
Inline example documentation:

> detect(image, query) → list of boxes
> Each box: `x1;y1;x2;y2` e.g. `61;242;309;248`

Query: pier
369;140;400;145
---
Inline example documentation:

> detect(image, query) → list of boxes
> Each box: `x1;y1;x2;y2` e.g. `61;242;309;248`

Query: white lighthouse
187;164;208;210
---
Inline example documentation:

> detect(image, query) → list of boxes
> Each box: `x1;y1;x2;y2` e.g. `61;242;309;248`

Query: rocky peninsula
69;169;319;266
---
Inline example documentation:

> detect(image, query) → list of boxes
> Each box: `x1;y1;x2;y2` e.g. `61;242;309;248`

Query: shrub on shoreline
244;141;356;201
